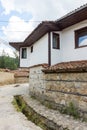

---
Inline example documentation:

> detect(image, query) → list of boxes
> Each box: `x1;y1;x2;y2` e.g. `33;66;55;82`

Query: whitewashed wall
29;34;48;66
61;20;87;63
51;32;62;65
20;47;30;67
51;20;87;64
20;20;87;67
20;34;48;67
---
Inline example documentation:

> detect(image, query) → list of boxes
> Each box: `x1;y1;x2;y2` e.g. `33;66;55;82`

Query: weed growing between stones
13;95;70;130
60;102;80;119
30;95;87;122
13;95;58;130
12;98;21;112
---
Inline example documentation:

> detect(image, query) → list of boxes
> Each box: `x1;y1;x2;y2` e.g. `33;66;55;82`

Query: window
53;33;60;49
75;27;87;48
31;46;33;53
21;48;27;58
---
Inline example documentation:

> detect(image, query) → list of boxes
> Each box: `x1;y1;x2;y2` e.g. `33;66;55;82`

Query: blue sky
0;0;87;56
79;35;87;46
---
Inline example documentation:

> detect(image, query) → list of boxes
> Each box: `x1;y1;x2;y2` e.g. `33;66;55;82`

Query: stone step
21;95;87;130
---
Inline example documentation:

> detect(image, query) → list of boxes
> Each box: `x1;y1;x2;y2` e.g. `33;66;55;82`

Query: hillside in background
0;38;19;70
0;55;19;70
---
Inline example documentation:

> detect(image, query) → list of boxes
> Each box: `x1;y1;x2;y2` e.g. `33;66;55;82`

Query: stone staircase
18;95;87;130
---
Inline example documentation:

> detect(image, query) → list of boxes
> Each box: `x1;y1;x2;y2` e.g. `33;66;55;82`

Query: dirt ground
0;72;14;86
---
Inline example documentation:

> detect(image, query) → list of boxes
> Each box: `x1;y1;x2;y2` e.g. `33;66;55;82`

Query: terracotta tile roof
43;60;87;73
28;63;49;69
56;3;87;22
14;72;29;77
13;69;29;77
0;69;10;72
56;3;87;29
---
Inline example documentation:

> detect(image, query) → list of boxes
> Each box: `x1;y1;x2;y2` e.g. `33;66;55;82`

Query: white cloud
0;0;15;14
0;0;87;42
60;0;87;12
0;42;15;57
0;0;66;19
1;0;87;18
2;16;34;42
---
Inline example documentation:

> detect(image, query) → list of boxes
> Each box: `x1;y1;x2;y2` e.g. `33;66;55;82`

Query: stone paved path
0;83;42;130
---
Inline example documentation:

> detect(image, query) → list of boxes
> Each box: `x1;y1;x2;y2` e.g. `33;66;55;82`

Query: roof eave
56;4;87;29
9;42;23;51
23;22;60;47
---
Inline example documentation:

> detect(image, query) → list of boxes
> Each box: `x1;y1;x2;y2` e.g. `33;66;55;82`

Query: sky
0;0;87;56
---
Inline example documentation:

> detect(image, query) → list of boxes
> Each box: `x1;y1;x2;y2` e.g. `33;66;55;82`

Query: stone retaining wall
0;72;14;85
45;73;87;113
14;70;29;83
29;66;46;96
14;76;29;83
29;65;87;116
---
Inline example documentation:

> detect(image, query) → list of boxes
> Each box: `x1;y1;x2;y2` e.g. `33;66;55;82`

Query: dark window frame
31;46;33;53
75;26;87;49
21;48;27;59
53;33;60;49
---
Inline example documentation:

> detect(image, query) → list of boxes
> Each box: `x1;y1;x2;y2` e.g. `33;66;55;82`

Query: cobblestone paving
0;83;42;130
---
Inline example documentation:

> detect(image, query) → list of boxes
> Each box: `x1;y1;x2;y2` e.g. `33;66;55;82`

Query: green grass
12;98;21;112
60;102;80;119
13;95;58;130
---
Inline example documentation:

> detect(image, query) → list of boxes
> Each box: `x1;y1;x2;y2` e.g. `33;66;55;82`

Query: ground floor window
21;48;27;58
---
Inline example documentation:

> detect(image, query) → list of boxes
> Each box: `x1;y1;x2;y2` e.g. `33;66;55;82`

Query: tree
0;55;5;68
0;49;19;70
13;51;19;68
0;52;19;70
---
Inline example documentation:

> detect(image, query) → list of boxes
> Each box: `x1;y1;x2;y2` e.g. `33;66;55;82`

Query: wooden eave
56;4;87;29
9;42;23;51
23;22;60;47
9;22;60;50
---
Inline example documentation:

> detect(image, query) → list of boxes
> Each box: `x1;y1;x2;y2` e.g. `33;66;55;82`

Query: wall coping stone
43;60;87;73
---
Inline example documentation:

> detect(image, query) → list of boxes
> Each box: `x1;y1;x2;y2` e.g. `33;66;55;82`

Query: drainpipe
48;32;51;66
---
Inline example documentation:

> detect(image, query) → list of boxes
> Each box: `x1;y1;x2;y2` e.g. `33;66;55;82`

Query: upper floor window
53;33;60;49
31;46;33;53
75;27;87;48
21;48;27;59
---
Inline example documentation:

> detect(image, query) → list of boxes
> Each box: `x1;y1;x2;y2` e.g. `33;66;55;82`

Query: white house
10;4;87;68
